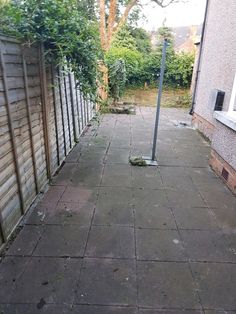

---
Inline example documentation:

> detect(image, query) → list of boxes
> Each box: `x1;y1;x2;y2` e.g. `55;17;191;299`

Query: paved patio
1;107;236;314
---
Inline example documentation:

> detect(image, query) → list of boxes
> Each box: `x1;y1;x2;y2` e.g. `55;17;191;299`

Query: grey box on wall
208;89;225;111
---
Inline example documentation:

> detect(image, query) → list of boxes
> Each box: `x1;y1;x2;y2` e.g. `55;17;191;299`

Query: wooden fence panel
0;35;95;245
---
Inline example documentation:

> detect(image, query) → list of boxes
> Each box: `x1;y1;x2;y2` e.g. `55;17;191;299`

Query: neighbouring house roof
149;25;202;53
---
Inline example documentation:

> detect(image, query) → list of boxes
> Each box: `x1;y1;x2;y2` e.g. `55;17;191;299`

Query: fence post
69;72;78;142
51;65;60;166
75;82;81;135
39;43;52;179
58;67;67;156
0;40;25;221
63;75;72;148
22;51;39;194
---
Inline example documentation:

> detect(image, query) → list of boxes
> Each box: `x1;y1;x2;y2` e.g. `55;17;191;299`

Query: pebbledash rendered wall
192;0;236;192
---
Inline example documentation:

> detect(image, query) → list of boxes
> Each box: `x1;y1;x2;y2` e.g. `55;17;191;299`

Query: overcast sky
139;0;207;30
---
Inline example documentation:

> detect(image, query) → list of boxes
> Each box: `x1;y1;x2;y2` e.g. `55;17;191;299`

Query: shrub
0;0;101;97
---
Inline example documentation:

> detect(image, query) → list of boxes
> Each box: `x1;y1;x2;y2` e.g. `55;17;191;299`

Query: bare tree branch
112;0;138;40
151;0;185;8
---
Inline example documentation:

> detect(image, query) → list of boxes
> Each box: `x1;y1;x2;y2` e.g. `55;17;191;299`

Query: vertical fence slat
69;72;78;142
39;43;52;179
75;84;81;135
86;97;89;123
58;67;67;156
0;40;25;218
79;88;85;129
83;94;87;125
51;65;60;166
22;52;39;194
63;75;72;148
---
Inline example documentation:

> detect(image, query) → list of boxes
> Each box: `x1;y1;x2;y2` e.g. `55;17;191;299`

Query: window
213;73;236;131
228;73;236;112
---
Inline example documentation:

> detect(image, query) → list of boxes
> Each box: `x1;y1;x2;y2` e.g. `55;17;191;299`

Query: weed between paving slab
129;156;147;166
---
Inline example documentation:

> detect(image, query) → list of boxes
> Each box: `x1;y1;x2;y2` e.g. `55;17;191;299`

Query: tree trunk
98;61;108;102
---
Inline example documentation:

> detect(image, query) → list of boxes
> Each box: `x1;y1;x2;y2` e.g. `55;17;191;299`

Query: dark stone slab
98;187;132;204
69;164;103;186
161;175;196;191
6;225;43;256
44;201;94;226
204;311;236;314
200;190;236;210
72;305;137;313
133;190;168;207
79;147;106;164
33;225;89;257
131;167;163;190
9;257;81;304
173;207;218;230
41;186;66;204
136;229;186;261
75;258;136;306
166;189;206;208
94;203;134;226
137;261;201;309
212;207;236;230
0;304;71;314
51;163;77;186
60;186;97;203
102;164;132;187
191;262;236;310
85;226;135;258
181;230;236;262
26;201;58;225
139;310;203;314
135;205;176;229
0;257;30;303
105;148;130;164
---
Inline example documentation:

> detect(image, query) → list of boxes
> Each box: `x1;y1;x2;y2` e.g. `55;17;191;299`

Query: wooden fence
0;35;95;245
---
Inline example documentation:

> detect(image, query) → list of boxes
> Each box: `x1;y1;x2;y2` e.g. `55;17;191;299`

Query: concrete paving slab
43;201;94;226
9;257;81;304
73;305;137;313
135;205;176;229
166;188;206;208
60;186;97;203
0;304;71;314
76;258;136;306
136;229;186;261
139;310;203;314
98;187;133;203
6;225;43;256
0;256;30;303
172;207;219;230
133;189;169;207
85;225;135;258
181;230;236;262
105;148;130;164
94;202;134;226
33;225;89;257
191;262;236;310
137;261;201;309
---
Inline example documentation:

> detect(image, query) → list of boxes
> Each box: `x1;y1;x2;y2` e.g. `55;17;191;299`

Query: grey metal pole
151;39;168;161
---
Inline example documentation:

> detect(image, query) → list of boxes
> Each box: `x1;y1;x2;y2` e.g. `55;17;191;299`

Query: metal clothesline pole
151;38;168;161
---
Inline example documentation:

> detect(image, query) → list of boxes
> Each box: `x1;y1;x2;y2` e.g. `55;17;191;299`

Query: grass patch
122;87;191;108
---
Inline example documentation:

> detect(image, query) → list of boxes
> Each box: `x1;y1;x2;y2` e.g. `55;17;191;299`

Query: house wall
192;0;236;192
0;35;95;245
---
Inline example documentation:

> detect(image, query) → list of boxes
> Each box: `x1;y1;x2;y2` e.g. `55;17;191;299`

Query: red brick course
210;149;236;194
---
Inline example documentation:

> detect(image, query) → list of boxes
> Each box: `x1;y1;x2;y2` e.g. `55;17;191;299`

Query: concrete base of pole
142;156;158;166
